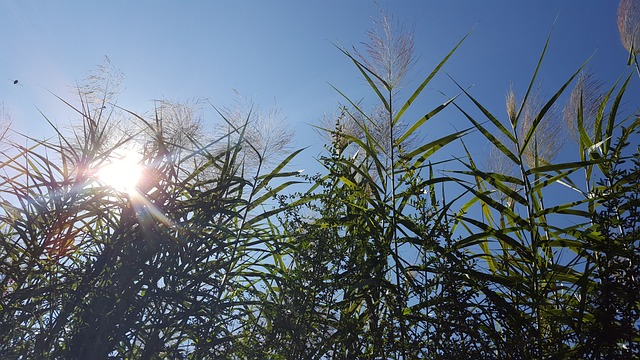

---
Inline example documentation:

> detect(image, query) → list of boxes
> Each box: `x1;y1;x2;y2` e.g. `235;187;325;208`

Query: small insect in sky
13;80;18;85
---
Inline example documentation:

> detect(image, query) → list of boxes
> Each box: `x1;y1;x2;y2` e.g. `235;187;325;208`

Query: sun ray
95;150;143;195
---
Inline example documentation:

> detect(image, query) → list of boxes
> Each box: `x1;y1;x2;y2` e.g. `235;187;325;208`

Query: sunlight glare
96;151;144;194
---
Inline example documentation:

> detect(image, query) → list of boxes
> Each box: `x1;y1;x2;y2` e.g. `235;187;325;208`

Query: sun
95;150;144;194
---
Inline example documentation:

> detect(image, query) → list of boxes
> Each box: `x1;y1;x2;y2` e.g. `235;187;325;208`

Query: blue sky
0;1;635;167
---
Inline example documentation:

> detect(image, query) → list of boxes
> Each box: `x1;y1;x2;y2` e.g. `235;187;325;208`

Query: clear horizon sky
0;1;636;169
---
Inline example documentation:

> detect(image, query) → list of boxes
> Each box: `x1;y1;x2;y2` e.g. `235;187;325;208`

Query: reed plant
0;82;302;358
449;30;639;358
0;5;638;359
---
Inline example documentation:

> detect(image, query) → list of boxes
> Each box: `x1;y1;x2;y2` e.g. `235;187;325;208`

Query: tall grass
0;6;639;359
0;87;302;358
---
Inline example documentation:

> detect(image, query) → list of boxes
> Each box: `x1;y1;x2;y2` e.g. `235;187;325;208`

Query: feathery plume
563;71;605;143
506;85;518;127
499;88;565;169
356;9;415;92
618;0;640;55
517;91;565;168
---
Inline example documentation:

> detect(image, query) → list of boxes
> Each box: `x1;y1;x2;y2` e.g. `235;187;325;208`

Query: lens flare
95;151;143;194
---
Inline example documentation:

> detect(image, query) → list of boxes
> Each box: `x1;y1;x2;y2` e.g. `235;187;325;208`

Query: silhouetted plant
1;4;639;359
0;78;301;358
575;147;640;359
450;26;639;357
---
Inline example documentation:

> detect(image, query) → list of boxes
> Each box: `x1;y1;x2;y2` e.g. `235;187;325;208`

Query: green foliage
0;94;301;358
1;8;639;359
576;150;640;358
445;26;640;357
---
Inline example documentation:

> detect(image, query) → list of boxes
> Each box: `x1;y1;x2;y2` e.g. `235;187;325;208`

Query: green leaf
603;72;632;157
403;127;473;170
520;65;584;156
396;96;457;146
337;46;390;112
394;34;468;124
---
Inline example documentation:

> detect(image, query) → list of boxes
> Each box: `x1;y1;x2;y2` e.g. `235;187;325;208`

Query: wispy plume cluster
151;98;205;150
502;87;565;169
563;71;605;143
356;9;415;92
0;104;11;144
618;0;640;55
219;94;292;168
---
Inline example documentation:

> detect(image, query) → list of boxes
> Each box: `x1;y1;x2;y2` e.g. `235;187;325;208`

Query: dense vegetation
1;5;638;360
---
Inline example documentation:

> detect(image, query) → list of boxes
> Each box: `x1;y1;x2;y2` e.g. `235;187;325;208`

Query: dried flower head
219;94;292;168
502;88;566;168
520;96;565;167
78;55;125;111
66;58;126;165
152;99;205;149
0;104;11;150
357;9;415;92
506;85;518;127
618;0;640;55
563;71;605;143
